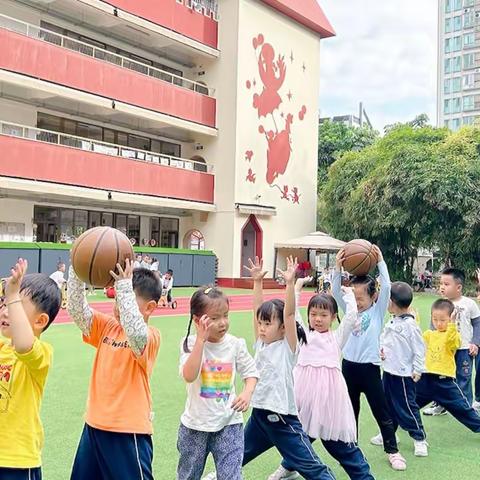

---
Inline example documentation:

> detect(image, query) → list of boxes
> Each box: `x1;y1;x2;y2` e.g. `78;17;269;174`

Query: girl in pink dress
269;279;375;480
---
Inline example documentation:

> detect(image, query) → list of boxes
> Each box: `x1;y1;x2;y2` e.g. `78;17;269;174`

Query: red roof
261;0;335;38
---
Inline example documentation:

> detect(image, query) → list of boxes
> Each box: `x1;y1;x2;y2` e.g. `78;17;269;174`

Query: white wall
0;199;34;240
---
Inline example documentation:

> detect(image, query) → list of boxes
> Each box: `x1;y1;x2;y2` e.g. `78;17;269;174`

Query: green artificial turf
39;293;480;479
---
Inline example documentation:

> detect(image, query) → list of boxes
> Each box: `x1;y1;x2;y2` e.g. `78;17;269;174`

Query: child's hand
277;256;298;285
5;258;28;301
110;258;133;281
412;373;421;383
231;390;252;412
335;248;345;270
372;245;384;262
295;276;313;291
468;343;479;357
195;315;212;343
244;257;268;282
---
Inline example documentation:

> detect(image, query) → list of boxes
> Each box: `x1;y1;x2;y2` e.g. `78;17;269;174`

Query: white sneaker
370;433;400;446
202;473;217;480
268;465;300;480
473;400;480;412
423;404;446;416
414;440;429;457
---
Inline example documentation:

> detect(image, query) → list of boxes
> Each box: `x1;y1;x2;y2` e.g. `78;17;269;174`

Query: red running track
55;291;317;324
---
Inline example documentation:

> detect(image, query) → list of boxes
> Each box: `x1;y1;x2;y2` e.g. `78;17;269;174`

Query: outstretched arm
294;276;312;329
373;246;391;320
67;265;94;336
244;257;267;341
334;287;358;348
332;248;347;313
278;256;298;353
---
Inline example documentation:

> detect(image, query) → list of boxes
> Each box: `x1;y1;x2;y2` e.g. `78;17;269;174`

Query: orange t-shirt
83;311;160;434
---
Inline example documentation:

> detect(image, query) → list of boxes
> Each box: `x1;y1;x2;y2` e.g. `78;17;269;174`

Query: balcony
0;121;214;204
0;15;216;128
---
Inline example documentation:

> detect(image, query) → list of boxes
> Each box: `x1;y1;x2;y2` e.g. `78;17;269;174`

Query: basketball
342;239;378;276
71;227;134;287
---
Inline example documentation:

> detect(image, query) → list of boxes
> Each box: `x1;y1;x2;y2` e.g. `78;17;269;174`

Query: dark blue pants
416;374;480;432
243;408;336;480
282;438;374;480
475;353;480;403
70;424;153;480
0;468;41;480
383;372;426;441
455;349;473;405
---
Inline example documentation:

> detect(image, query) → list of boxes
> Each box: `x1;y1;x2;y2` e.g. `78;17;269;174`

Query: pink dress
294;292;358;443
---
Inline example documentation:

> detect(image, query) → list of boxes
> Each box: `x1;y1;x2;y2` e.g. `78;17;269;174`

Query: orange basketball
71;227;134;287
343;239;378;276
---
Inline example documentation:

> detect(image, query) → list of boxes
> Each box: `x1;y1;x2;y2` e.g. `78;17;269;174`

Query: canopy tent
274;231;346;251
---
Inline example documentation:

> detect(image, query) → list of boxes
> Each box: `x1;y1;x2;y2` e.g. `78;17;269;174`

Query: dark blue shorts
0;467;41;480
70;424;153;480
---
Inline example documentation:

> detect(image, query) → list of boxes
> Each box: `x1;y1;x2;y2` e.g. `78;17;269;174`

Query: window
454;15;462;31
444;119;451;129
451;77;462;92
446;0;452;12
463;115;476;125
463;95;475;110
444;99;451;114
464;12;475;28
452;36;462;51
444;79;452;94
464;52;475;69
445;58;452;74
184;230;205;250
464;0;475;6
453;56;462;72
464;32;475;47
463;73;475;88
127;216;140;242
452;97;462;113
445;17;453;33
454;0;462;9
115;214;127;235
451;118;461;130
445;38;452;53
150;217;179;248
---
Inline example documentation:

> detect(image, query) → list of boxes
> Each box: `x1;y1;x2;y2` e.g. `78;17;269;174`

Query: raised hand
244;257;268;282
335;248;345;270
372;245;384;263
277;256;298;285
195;314;212;342
5;258;28;300
295;275;313;291
109;258;133;282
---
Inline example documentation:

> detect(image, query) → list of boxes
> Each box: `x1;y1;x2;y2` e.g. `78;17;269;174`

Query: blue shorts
0;467;41;480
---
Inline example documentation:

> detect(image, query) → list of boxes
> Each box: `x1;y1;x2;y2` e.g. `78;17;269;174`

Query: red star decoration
287;91;293;101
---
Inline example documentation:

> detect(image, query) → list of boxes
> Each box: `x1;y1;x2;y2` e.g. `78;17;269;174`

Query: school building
0;0;334;285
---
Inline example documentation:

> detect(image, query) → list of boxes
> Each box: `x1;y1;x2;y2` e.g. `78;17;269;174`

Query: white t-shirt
453;296;480;349
49;270;65;289
180;334;258;432
251;337;299;416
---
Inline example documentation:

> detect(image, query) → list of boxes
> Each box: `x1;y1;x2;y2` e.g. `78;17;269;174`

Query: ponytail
182;313;194;353
296;321;307;345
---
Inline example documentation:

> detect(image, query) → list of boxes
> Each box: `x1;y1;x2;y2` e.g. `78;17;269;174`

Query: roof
261;0;335;38
275;231;345;251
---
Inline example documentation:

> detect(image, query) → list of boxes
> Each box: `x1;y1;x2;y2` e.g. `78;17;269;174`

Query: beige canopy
274;231;346;251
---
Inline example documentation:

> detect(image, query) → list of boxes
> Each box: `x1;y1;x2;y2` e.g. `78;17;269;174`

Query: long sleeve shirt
423;324;461;378
332;261;391;365
380;314;426;377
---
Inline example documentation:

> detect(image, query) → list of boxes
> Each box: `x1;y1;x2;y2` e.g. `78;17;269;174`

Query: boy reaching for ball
67;259;161;480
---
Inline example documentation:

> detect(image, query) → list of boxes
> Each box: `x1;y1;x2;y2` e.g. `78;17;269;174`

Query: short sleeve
469;299;480;320
135;327;161;373
83;311;112;348
15;338;52;387
235;338;259;380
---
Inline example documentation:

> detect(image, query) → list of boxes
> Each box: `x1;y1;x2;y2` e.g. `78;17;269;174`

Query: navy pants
383;372;426;441
0;468;41;480
416;374;480;432
70;424;153;480
243;408;336;480
475;354;480;403
177;423;243;480
455;349;473;405
282;438;374;480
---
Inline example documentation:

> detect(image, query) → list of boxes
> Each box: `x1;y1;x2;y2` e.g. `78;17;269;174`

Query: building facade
0;0;334;283
438;0;480;129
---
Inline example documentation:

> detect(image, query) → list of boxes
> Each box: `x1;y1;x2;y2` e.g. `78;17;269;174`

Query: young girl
177;287;258;480
269;277;375;480
242;256;335;480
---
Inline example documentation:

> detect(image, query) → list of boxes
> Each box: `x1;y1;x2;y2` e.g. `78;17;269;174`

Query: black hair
20;274;61;331
183;287;229;352
256;299;307;344
441;268;465;287
307;293;339;330
350;274;377;297
132;268;162;303
390;281;413;309
167;269;173;275
57;261;65;269
431;298;455;316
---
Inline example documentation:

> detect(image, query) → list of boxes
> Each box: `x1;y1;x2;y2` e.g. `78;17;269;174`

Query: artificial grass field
39;292;480;479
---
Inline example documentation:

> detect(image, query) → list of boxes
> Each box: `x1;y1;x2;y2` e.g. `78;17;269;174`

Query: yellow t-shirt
0;337;52;468
423;324;460;378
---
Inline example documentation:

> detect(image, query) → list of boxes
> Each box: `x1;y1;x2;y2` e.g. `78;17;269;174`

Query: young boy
371;282;427;456
0;259;61;479
68;259;161;479
425;268;480;415
415;299;480;433
49;262;66;290
161;269;174;307
333;246;406;471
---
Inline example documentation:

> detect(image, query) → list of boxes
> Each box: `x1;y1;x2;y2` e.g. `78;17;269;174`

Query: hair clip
204;287;212;295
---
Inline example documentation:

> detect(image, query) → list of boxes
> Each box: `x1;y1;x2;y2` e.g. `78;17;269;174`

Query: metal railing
0;121;213;174
0;13;214;97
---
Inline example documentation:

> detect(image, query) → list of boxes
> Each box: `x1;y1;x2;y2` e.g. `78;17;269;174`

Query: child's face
257;315;284;345
201;299;229;343
164;273;172;280
431;308;451;332
0;293;46;338
352;283;374;313
439;274;462;300
309;306;335;333
59;264;66;273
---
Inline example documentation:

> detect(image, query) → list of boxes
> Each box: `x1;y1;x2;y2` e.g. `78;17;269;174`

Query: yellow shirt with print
0;337;53;468
423;323;460;378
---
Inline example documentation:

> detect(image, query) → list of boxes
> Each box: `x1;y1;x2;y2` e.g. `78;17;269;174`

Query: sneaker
388;453;407;471
414;440;429;457
423;404;446;416
202;473;217;480
370;433;400;446
268;466;300;480
473;400;480;413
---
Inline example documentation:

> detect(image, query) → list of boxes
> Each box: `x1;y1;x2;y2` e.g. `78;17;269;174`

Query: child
475;267;480;411
161;269;174;307
133;253;143;269
177;287;258;480
68;259;161;479
415;299;480;432
333;247;406;471
0;259;61;479
371;282;427;456
242;256;335;480
425;268;480;414
49;261;66;289
269;277;374;480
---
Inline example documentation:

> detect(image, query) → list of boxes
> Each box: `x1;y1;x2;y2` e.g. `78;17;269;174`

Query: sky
318;0;438;131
